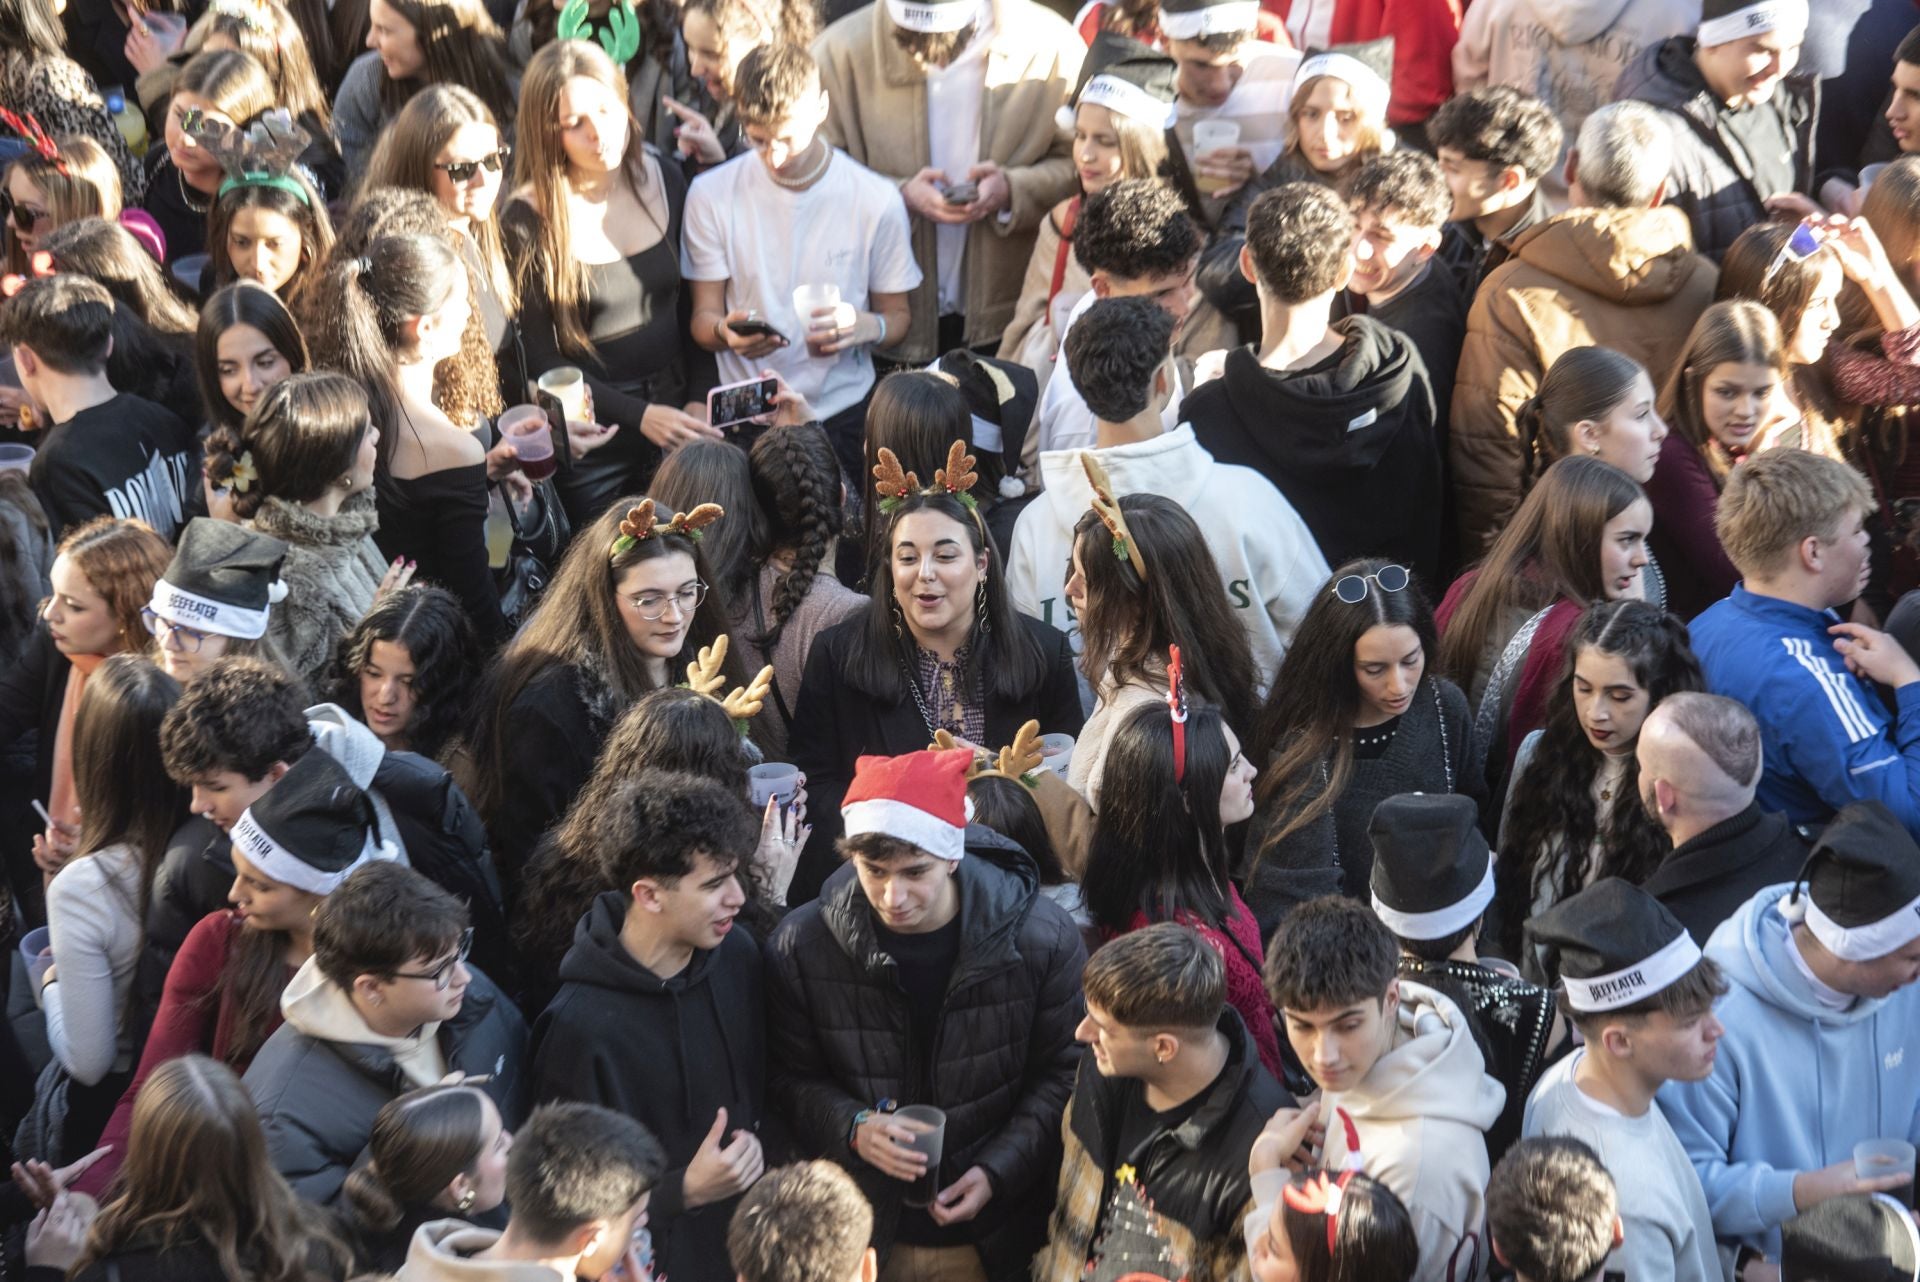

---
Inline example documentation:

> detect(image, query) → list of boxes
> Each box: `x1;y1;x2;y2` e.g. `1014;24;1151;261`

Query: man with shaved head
1636;693;1808;945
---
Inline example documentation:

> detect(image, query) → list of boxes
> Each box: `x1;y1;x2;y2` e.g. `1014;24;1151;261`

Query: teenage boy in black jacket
1183;181;1443;586
1035;924;1290;1282
529;769;767;1282
765;748;1086;1282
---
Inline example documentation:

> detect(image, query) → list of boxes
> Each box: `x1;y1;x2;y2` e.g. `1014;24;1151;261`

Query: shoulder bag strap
1046;196;1081;310
1472;603;1555;755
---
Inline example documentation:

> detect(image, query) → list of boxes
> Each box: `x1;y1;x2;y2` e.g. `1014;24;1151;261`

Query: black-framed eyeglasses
627;581;708;621
0;193;47;235
391;927;473;990
1331;564;1411;604
142;606;210;652
433;148;510;183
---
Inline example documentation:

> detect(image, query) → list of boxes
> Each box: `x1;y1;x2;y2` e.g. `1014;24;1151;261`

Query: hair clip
609;498;725;558
1080;453;1146;581
229;450;257;494
207;0;275;33
1280;1108;1365;1255
931;720;1045;787
0;249;55;298
0;109;66;176
1166;644;1188;785
184;107;314;206
873;439;982;518
681;634;773;732
557;0;643;64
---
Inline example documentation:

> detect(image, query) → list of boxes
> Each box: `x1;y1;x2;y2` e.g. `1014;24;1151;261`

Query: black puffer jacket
1613;37;1818;262
242;964;528;1206
764;828;1087;1282
1033;1011;1291;1282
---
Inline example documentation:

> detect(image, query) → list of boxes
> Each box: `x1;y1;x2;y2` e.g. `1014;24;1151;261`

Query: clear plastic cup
748;763;800;809
1856;1138;1917;1208
19;926;51;989
1192;120;1242;194
499;404;554;481
1039;733;1075;780
894;1105;946;1208
0;443;32;473
793;284;842;356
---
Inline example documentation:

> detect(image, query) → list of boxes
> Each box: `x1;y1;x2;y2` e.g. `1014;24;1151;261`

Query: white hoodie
1321;982;1506;1282
1007;426;1328;693
399;1221;574;1282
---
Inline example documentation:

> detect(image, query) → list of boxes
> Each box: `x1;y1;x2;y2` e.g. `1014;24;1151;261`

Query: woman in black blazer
787;447;1083;904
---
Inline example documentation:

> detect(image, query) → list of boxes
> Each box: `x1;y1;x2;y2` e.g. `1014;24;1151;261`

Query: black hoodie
529;892;766;1282
1184;316;1443;586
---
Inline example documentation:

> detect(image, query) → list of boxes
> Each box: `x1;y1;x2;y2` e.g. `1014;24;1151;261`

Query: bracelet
849;1108;875;1152
874;314;887;346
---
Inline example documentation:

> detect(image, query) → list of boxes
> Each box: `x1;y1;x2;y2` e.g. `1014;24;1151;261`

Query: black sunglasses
1331;564;1410;604
433;148;510;183
0;193;45;235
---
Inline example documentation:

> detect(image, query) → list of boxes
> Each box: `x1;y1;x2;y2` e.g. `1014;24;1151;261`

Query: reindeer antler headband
0;110;66;176
1281;1108;1366;1256
609;499;725;559
873;440;983;524
682;634;774;732
182;107;314;206
1080;453;1146;581
930;720;1045;788
557;0;643;64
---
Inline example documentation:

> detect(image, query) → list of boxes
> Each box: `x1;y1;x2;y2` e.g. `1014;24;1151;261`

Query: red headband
1281;1108;1366;1255
1167;644;1188;784
0;109;66;176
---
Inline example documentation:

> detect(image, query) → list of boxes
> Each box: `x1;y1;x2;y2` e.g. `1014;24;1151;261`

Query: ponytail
1515;394;1547;491
343;1085;491;1235
342;1158;409;1233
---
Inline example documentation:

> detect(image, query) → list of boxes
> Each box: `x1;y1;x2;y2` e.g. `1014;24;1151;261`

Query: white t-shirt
1033;289;1184;456
682;149;923;418
925;12;993;315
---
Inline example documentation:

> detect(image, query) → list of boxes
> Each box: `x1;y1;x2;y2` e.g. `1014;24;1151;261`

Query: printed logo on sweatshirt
1346;408;1378;432
105;445;192;542
1888;1047;1905;1071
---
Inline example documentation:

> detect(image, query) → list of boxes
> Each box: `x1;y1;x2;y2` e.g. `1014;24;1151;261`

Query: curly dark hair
1344;152;1452;231
1243;182;1355;304
749;423;847;650
1425;85;1564;181
1495;600;1703;961
1073;177;1201;281
1063;296;1176;423
327;585;480;760
159;656;312;783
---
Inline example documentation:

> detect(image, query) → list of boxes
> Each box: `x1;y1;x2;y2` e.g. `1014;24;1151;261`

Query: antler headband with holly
0;110;66;176
873;439;982;518
609;499;725;558
1281;1107;1366;1256
1080;453;1146;581
682;634;773;733
182;107;314;206
930;720;1045;787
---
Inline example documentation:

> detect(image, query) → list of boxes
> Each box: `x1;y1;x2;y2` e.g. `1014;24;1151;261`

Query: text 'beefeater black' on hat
1368;792;1493;941
1059;32;1179;132
1697;0;1810;49
1780;800;1920;963
884;0;978;33
229;750;398;896
1526;878;1703;1013
147;517;290;641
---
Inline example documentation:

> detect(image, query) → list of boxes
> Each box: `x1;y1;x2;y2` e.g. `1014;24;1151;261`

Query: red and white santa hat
840;748;973;862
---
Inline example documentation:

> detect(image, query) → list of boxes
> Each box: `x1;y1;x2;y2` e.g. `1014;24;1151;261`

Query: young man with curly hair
530;767;766;1282
1426;86;1564;294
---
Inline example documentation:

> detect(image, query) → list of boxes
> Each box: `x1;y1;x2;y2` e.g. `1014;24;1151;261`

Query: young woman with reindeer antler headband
465;495;747;889
786;440;1083;905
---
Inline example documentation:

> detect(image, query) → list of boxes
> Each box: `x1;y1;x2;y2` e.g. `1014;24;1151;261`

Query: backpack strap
1046;196;1082;311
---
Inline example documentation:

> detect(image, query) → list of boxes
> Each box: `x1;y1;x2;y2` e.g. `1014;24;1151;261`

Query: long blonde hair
5;136;122;273
510;38;648;358
1281;73;1390;184
361;83;516;314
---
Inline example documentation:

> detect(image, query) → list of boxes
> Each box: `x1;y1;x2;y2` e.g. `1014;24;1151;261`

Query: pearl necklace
768;141;831;191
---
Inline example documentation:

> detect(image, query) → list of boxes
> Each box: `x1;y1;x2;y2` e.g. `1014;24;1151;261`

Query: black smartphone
532;389;573;476
944;181;978;205
708;376;780;429
730;316;788;344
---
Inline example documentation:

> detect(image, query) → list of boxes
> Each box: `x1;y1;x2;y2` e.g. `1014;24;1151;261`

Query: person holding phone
684;44;917;485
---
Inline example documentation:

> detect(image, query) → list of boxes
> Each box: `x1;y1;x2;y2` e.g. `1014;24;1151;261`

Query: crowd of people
6;0;1920;1277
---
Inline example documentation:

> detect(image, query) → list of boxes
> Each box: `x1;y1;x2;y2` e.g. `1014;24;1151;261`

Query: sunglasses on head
433;148;510;183
1331;564;1410;604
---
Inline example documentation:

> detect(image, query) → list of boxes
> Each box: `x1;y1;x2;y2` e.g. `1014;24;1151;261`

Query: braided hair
748;423;846;649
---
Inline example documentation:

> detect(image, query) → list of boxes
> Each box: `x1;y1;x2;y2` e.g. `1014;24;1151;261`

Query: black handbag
494;479;571;628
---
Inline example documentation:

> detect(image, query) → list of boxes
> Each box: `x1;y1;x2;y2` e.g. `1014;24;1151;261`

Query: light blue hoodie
1656;883;1920;1257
